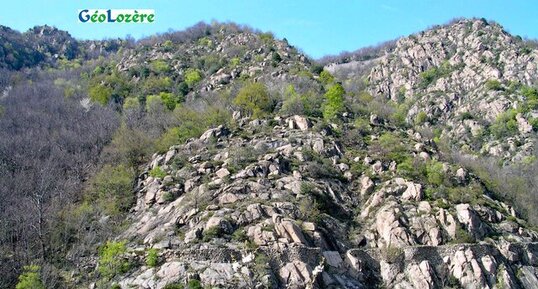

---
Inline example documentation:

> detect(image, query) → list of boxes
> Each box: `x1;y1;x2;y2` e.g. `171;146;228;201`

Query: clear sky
1;0;538;58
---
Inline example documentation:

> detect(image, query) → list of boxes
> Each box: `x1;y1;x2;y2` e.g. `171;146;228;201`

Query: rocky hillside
366;18;538;162
81;113;538;289
327;18;538;163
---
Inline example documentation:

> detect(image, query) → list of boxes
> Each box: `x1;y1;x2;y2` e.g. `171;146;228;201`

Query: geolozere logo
78;9;155;23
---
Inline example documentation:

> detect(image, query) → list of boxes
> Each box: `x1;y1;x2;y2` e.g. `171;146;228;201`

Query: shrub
460;111;473;121
89;84;112;105
230;57;240;67
98;241;130;279
319;70;335;85
485;79;503;91
418;61;458;88
490;109;518;138
151;60;170;73
376;132;408;163
149;166;167;178
185;69;202;87
146;248;159;267
233;82;272;118
123;97;140;110
231;228;248;242
16;265;45;289
425;160;444;186
322;83;345;120
92;164;135;214
414;111;428;125
202;226;222;242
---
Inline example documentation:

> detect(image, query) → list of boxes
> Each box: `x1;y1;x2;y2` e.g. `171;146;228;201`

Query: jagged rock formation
365;18;538;162
92;114;538;289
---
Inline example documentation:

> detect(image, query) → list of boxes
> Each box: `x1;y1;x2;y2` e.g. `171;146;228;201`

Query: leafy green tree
89;84;112;105
98;241;130;279
16;265;45;289
322;83;345;120
185;69;202;87
426;160;444;186
233;82;272;117
146;248;159;267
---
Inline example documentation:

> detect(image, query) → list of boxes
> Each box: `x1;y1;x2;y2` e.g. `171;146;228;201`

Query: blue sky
2;0;538;58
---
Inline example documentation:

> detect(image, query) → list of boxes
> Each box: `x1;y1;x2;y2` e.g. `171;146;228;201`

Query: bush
16;265;45;289
149;166;167;178
146;248;159;267
233;82;272;118
123;97;140;110
187;279;203;289
89;84;112;105
151;60;170;73
319;70;335;85
184;69;202;87
98;241;130;279
322;83;345;120
425;160;444;186
202;226;222;242
490;109;518;138
485;79;503;91
414;111;428;125
418;61;458;88
92;164;135;214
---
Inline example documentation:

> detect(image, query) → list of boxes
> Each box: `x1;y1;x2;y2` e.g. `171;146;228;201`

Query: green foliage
163;40;174;51
146;248;159;267
425;160;444;186
89;84;112;105
419;61;459;88
156;106;230;152
490;109;518;138
203;226;223;242
322;83;345;120
146;94;164;111
92;164;135;214
259;32;274;44
151;60;170;74
230;57;241;67
414;111;428;125
149;166;167;178
109;124;154;168
123;97;140;110
16;265;45;289
460;111;473;121
520;85;538;112
184;69;202;87
231;228;248;242
530;117;538;131
376;132;408;163
485;79;503;91
233;82;272;118
111;284;121;289
151;92;183;111
143;76;173;94
319;70;335;85
98;241;130;279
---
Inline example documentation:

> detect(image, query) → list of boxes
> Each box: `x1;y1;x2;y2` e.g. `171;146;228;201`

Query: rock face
365;18;538;162
91;113;538;288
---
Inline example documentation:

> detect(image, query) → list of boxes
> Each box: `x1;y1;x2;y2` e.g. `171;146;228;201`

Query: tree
89;84;112;105
233;82;272;118
185;69;202;87
322;83;345;120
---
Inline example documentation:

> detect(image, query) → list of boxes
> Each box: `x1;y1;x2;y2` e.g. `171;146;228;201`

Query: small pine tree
322;83;345;120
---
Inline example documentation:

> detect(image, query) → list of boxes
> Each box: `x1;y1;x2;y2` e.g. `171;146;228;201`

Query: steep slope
367;18;538;162
82;115;538;289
